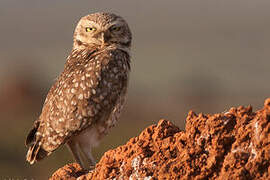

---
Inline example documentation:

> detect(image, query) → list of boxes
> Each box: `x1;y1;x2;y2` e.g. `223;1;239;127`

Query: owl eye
110;26;121;32
85;27;96;32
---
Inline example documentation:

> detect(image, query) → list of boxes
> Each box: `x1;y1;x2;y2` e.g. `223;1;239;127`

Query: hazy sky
1;0;270;101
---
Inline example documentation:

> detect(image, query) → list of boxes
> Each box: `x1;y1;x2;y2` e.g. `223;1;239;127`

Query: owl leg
79;143;96;167
66;140;85;169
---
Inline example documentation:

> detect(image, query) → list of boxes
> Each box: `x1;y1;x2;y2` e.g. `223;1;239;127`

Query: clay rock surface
50;99;270;180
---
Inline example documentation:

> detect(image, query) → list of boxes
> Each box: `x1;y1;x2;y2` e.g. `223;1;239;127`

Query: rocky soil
50;98;270;180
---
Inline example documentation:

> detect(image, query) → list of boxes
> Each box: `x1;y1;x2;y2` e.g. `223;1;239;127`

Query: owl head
73;12;132;51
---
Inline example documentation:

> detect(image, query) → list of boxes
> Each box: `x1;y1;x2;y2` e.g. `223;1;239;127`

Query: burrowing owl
25;12;132;169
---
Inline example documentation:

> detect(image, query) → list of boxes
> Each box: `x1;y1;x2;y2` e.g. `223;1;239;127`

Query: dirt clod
50;98;270;179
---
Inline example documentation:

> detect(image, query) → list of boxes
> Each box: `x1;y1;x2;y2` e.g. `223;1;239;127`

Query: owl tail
25;121;49;164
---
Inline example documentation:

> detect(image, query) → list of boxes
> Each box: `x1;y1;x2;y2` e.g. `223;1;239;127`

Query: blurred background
1;0;270;179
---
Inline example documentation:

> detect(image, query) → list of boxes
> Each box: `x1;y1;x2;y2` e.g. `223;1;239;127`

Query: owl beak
100;31;110;46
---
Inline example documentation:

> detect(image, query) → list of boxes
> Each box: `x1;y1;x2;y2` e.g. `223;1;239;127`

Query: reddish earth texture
50;98;270;180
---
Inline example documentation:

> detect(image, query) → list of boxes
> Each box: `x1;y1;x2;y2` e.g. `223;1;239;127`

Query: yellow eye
111;26;121;32
85;27;96;32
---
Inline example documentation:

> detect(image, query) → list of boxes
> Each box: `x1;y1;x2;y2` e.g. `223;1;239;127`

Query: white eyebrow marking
88;21;100;27
108;20;124;27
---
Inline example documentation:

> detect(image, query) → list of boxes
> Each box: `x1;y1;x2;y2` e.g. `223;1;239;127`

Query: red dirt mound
50;98;270;180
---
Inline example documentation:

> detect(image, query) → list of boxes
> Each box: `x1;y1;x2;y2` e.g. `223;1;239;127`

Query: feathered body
25;12;132;169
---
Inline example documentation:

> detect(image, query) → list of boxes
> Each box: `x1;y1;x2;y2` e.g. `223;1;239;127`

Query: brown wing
25;49;96;163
